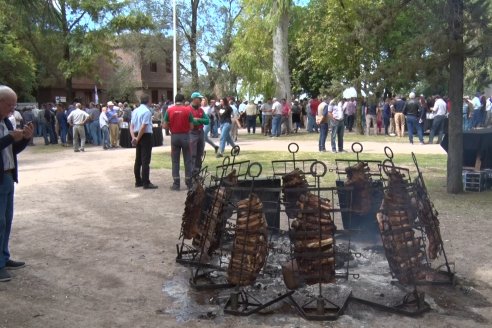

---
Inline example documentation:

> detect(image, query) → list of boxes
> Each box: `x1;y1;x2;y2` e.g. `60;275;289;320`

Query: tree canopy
7;0;153;102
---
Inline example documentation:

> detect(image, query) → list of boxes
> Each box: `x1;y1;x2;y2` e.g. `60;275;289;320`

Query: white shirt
99;112;109;128
67;109;89;125
202;105;212;116
471;97;481;111
0;121;15;170
8;114;16;127
271;101;282;115
328;101;344;120
486;98;492;112
432;98;447;116
13;111;23;127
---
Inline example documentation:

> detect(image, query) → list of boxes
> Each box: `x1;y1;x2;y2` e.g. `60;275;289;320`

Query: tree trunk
190;0;199;91
355;79;364;135
272;0;291;103
446;0;464;194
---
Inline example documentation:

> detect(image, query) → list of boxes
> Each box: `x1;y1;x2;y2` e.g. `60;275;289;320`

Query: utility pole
172;0;178;101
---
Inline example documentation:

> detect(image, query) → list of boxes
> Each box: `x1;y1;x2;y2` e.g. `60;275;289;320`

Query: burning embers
377;169;426;284
175;143;454;321
227;194;268;286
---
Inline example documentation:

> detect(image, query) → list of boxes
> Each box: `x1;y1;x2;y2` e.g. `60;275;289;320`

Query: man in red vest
163;94;194;191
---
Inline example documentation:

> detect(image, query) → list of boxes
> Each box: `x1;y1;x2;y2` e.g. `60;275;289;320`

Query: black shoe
143;183;158;189
170;185;180;191
5;260;25;270
135;182;143;188
0;268;11;282
74;149;80;152
214;146;219;154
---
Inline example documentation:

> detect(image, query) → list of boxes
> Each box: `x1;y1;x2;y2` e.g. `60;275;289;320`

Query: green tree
174;0;242;96
229;0;294;100
10;0;153;103
229;2;275;98
0;6;36;101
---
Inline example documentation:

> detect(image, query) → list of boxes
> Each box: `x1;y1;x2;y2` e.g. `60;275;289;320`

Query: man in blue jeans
271;98;282;137
0;86;33;282
403;92;423;144
328;98;346;153
428;95;447;144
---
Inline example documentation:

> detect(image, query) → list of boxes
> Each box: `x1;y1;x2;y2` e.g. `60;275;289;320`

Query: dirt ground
0;133;491;328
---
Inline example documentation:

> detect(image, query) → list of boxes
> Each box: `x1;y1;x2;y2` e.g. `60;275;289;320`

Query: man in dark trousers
130;94;157;189
189;92;209;176
0;85;33;282
163;94;194;191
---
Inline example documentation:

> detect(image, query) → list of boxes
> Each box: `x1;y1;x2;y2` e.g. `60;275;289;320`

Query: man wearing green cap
189;92;209;176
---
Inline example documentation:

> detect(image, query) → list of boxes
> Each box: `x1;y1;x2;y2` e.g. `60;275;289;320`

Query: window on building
150;62;157;72
165;58;172;73
151;90;159;104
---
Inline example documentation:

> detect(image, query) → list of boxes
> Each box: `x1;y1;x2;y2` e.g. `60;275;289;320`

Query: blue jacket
0;118;29;184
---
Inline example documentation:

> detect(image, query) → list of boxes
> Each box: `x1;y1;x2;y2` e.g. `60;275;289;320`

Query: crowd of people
9;91;492;153
9;101;164;151
5;90;492;191
3;83;492;283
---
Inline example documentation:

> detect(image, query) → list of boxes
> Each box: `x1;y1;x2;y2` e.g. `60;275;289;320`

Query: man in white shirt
12;110;23;129
67;103;90;152
328;98;346;153
485;96;492;128
428;95;447;144
271;98;282;137
471;92;483;128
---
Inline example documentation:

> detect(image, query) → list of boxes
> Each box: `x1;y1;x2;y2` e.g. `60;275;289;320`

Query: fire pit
173;143;455;321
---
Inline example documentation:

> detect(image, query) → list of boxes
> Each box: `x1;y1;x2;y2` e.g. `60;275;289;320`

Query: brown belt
3;169;14;175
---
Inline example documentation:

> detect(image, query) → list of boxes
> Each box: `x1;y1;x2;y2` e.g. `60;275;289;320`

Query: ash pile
173;143;455;321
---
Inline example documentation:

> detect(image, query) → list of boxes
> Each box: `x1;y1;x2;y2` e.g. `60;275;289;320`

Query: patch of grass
152;148;492;218
153;149;445;173
239;130;416;144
